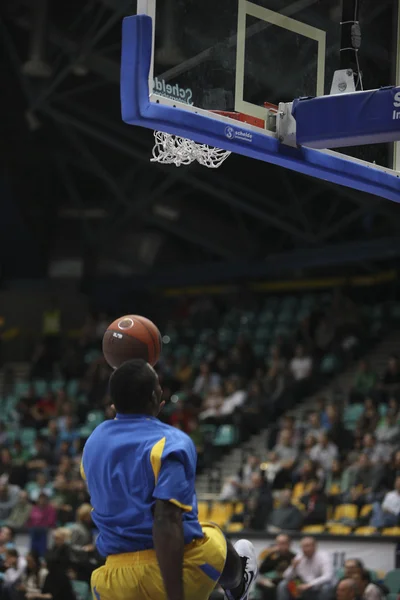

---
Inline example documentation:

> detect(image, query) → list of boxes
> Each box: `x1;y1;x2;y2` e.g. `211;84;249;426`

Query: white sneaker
225;539;258;600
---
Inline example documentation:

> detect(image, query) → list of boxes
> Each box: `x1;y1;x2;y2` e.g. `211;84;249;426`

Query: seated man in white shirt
277;537;333;600
370;475;400;528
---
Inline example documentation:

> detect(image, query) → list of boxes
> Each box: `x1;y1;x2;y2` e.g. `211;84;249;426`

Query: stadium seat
333;504;358;521
354;527;377;536
328;525;352;535
384;569;400;594
301;525;325;534
21;428;36;447
72;580;90;600
344;404;364;430
15;381;30;396
33;379;48;396
197;501;209;521
360;504;373;518
382;528;400;536
209;502;234;526
86;411;104;430
51;379;65;392
66;379;79;397
320;353;340;374
213;425;237;447
226;522;244;533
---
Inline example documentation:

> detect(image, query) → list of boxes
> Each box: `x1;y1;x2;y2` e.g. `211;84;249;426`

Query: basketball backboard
139;0;396;169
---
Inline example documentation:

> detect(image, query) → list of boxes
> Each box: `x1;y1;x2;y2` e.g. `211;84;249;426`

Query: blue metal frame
121;15;400;204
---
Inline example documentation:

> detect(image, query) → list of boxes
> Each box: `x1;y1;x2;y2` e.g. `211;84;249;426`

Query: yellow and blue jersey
81;413;204;557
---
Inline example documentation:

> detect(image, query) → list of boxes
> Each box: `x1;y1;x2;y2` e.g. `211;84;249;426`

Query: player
80;358;258;600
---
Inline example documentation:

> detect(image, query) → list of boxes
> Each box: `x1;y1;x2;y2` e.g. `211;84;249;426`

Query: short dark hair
109;359;157;414
360;569;371;583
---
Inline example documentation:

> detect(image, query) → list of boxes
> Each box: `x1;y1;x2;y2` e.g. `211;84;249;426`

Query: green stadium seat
86;411;104;430
79;426;93;438
84;349;101;364
253;343;268;358
33;380;48;396
277;310;294;324
320;353;340;374
21;428;37;447
384;569;400;594
173;345;190;359
15;381;30;396
255;328;270;341
213;425;237;447
51;379;65;393
199;329;214;343
258;311;274;325
379;404;388;417
66;379;79;397
344;404;364;430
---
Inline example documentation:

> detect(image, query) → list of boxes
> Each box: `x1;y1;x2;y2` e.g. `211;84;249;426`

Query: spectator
192;362;221;396
351;360;377;402
375;409;400;450
267;490;303;532
0;526;16;555
257;534;295;600
325;459;350;499
358;402;380;436
300;480;329;526
0;480;20;522
219;455;260;501
69;503;93;549
362;434;387;465
6;491;32;528
26;556;76;600
273;429;298;488
27;493;57;529
3;548;27;597
352;569;385;600
278;537;333;600
309;432;338;472
344;453;382;505
336;578;359;600
18;550;48;598
370;475;400;528
379;355;400;399
27;474;53;503
289;345;313;384
303;413;323;440
174;356;193;384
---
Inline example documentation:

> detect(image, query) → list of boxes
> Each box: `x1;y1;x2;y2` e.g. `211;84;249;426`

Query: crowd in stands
248;533;394;600
0;289;399;598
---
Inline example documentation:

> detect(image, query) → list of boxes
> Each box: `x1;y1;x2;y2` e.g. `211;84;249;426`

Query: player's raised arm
153;499;185;600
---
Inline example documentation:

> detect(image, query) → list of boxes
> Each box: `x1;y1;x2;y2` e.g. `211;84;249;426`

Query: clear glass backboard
140;0;396;168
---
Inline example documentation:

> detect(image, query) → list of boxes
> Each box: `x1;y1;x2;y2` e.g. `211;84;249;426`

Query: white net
151;131;231;168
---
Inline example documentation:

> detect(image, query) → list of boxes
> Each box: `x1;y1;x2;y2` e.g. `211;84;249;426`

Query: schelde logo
224;126;252;143
153;77;193;105
393;90;400;120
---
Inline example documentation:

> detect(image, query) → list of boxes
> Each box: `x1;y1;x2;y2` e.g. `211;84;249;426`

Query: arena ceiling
1;0;400;281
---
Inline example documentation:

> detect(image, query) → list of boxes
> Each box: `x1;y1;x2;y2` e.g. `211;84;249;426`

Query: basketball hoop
151;131;231;168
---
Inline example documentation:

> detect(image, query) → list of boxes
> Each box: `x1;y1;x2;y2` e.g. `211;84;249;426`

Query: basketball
102;315;162;369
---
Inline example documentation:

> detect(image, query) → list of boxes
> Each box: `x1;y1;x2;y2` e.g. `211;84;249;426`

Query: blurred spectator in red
27;494;57;529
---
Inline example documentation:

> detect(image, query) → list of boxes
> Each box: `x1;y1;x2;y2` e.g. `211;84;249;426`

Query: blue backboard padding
121;15;400;204
294;87;400;149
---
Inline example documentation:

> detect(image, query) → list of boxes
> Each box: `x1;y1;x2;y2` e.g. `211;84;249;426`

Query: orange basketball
102;315;162;369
